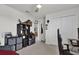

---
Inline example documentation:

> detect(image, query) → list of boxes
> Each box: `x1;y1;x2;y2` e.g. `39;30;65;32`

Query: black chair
70;40;79;47
69;39;79;52
5;32;12;45
57;29;72;55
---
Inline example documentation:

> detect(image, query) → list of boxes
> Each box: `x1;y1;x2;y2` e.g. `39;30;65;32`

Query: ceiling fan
25;4;42;13
25;4;42;19
35;4;42;12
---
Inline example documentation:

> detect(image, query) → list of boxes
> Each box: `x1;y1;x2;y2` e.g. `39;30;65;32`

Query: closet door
46;15;78;45
60;15;78;44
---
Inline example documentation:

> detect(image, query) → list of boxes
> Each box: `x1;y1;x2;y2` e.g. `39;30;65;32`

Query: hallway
16;42;59;55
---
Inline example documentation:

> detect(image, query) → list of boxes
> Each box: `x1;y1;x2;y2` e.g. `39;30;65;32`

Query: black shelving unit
17;23;28;47
17;20;35;47
17;23;26;36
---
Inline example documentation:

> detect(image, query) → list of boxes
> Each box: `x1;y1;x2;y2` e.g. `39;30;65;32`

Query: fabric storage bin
29;38;35;45
4;32;12;45
0;46;10;50
0;45;16;51
16;43;22;51
7;37;16;45
22;39;28;47
10;45;16;51
29;38;32;45
16;37;22;44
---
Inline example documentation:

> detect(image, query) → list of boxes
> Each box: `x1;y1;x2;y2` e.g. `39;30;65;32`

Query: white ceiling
6;4;79;18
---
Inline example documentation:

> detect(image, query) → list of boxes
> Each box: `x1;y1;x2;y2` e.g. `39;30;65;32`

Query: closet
46;15;78;45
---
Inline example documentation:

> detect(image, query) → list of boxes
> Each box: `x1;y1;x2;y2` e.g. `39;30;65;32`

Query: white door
46;19;59;45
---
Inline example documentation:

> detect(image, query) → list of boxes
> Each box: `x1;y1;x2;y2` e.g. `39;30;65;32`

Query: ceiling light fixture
36;4;42;9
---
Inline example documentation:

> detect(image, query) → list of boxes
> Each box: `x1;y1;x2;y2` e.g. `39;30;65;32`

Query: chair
69;39;79;52
70;39;79;47
5;32;12;45
57;29;72;55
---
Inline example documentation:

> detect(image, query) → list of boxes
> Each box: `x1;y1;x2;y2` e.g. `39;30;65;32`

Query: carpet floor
16;42;59;55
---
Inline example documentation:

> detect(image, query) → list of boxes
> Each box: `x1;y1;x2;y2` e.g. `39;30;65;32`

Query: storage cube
0;46;10;50
29;38;35;46
5;32;12;45
16;43;22;51
16;37;22;44
22;39;28;47
29;38;32;45
10;45;16;51
7;37;16;45
0;45;16;51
